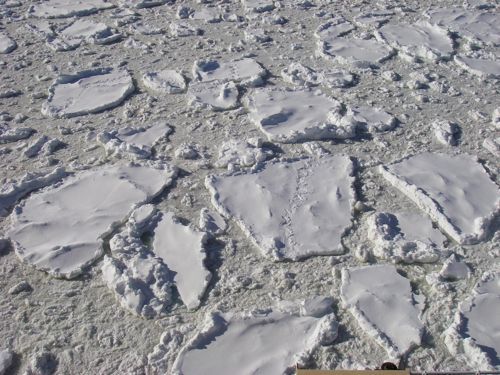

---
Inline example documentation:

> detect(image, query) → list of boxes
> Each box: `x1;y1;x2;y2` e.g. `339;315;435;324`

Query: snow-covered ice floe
187;80;239;111
0;126;35;144
341;264;424;358
41;69;135;118
117;0;171;9
192;58;267;88
215;138;273;170
379;153;500;245
280;62;355;88
444;271;500;369
172;296;338;374
7;163;177;279
375;21;454;62
454;56;500;79
142;70;186;94
206;156;356;261
27;0;114;19
0;33;17;54
367;211;446;264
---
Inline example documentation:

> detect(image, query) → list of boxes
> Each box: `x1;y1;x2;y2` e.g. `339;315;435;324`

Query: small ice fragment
0;349;14;375
242;0;275;13
117;0;170;9
215;138;272;170
439;254;470;281
174;143;199;160
454;56;500;79
24;135;49;158
0;33;16;54
8;280;32;295
27;0;114;19
187;80;239;111
315;18;355;40
492;108;500;129
0;126;35;144
199;208;227;236
169;22;203;37
351;106;397;133
142;70;186;94
432;120;460;146
192;58;267;88
482;137;500;157
244;28;272;43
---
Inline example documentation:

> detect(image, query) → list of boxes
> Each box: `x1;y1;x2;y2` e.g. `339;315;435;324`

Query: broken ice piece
117;0;170;9
199;208;227;236
215;138;272;170
0;126;35;144
482;137;500;157
192;58;267;88
169;22;203;37
27;0;114;19
42;69;135;118
172;297;338;374
152;212;210;310
315;18;355;40
55;19;121;50
439;254;470;281
0;33;17;54
187;80;239;111
7;164;177;279
432;120;460;146
455;56;500;79
244;28;272;43
341;264;424;358
379;152;500;245
281;63;355;89
206;156;356;261
142;70;186;94
244;87;358;143
242;0;275;13
351;106;397;133
492;108;500;129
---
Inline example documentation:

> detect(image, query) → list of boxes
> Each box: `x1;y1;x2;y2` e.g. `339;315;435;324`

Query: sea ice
351;106;397;133
315;18;355;40
192;58;267;88
280;62;354;88
379;153;500;245
444;271;500;368
27;0;114;19
376;21;454;62
169;22;203;37
367;211;445;264
187;80;239;111
42;69;135;118
50;19;120;51
244;88;358;143
492;108;500;129
206;156;356;261
142;70;186;94
7;164;177;279
439;254;470;281
172;297;338;374
0;126;34;144
215;138;273;170
0;349;13;375
482;137;500;157
432;120;460;146
242;0;275;13
97;121;172;160
454;56;500;79
341;264;424;358
0;33;16;54
117;0;170;9
199;208;227;236
152;212;210;310
23;135;49;158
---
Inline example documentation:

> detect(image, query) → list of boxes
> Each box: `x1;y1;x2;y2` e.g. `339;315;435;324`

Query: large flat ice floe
192;58;267;88
244;88;358;143
444;271;500;369
206;156;356;261
172;297;339;374
7;164;177;279
341;265;424;358
27;0;114;19
152;212;210;310
376;22;454;62
454;56;500;79
41;69;135;118
379;153;500;245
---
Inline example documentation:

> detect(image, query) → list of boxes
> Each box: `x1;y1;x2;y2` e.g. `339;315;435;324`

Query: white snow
187;80;239;111
206;156;356;261
281;62;354;88
50;19;120;51
444;271;500;369
439;254;470;281
152;212;210;310
7;164;177;279
0;33;16;54
376;21;454;62
142;70;186;94
192;58;267;87
351;106;397;133
172;297;338;374
42;69;135;118
27;0;114;19
380;153;499;245
432;120;460;146
341;264;424;358
215;138;272;170
199;208;227;236
454;56;500;79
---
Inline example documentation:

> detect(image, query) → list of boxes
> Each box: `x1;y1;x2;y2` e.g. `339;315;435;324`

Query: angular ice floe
102;205;174;319
318;36;394;69
142;70;186;94
215;138;273;170
341;265;424;358
439;254;470;281
244;88;358;143
0;33;16;54
281;62;355;88
427;8;500;46
206;156;356;261
493;108;500;129
7;164;177;279
432;120;460;146
0;167;67;216
187;80;239;111
172;297;338;374
0;126;34;144
444;271;500;368
97;121;172;160
351;106;397;133
169;22;203;37
379;153;500;245
454;56;500;79
27;0;114;19
315;18;355;40
199;208;227;236
354;10;394;29
42;69;134;118
376;21;454;62
482;137;500;157
117;0;170;9
49;19;120;51
367;211;445;264
152;212;210;310
242;0;275;13
190;8;221;24
192;58;267;87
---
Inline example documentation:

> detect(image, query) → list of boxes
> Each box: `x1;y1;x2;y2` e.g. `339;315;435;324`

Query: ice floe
42;69;135;118
0;349;13;375
187;80;239;111
27;0;114;19
206;156;356;261
192;58;267;88
439;254;470;281
315;18;355;40
0;33;16;54
142;70;186;94
97;121;172;160
432;120;460;146
444;271;500;368
169;22;203;37
215;138;273;170
0;126;34;144
199;208;227;237
281;62;355;88
367;211;445;264
376;22;454;62
7;164;177;279
482;137;500;157
242;0;275;13
152;212;210;310
341;264;424;358
379;153;499;245
117;0;170;9
172;297;338;374
351;106;397;133
454;56;500;79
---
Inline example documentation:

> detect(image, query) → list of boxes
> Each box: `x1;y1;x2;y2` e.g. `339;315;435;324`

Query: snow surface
192;58;267;87
27;0;114;19
207;156;356;261
142;70;186;94
454;56;500;79
0;33;16;54
215;138;272;170
187;80;239;111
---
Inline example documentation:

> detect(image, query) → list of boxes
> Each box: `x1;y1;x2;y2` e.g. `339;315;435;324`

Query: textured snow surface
193;58;267;87
380;153;500;245
172;297;338;375
27;0;114;19
7;164;176;279
341;265;424;358
187;80;239;111
454;56;500;79
207;156;355;260
41;69;134;118
142;70;186;94
445;272;500;368
215;138;272;170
